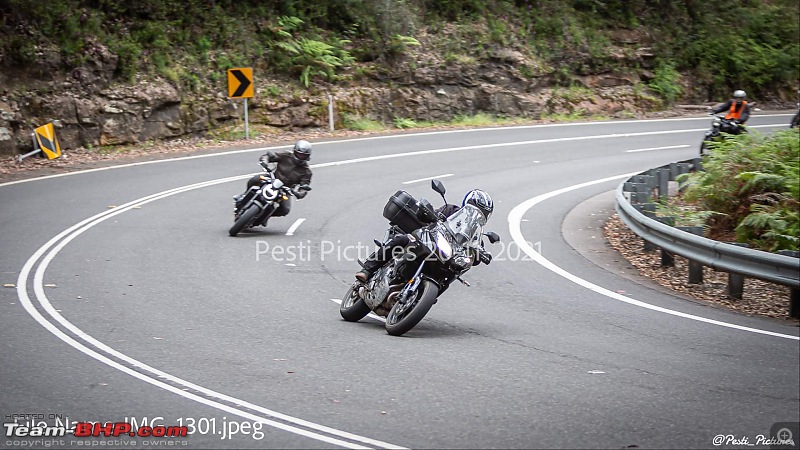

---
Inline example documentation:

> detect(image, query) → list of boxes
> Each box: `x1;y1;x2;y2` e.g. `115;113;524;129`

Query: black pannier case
383;190;425;233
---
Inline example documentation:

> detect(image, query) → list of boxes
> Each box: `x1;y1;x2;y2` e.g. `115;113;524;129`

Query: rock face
0;45;660;156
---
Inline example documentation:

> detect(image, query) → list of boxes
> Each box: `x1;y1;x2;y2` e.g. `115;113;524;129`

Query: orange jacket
712;99;751;122
725;100;747;120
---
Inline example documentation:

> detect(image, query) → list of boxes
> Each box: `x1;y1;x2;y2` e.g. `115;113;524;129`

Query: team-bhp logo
4;421;187;438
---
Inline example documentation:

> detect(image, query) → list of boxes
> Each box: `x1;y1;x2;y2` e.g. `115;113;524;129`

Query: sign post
227;67;254;139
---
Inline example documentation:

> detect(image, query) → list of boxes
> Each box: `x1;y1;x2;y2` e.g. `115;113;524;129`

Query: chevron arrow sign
227;67;254;98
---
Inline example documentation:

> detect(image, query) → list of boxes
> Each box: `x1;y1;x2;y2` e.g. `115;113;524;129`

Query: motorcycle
700;114;746;156
229;161;311;237
339;179;500;336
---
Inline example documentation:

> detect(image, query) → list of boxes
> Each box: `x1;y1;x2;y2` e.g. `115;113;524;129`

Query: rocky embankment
0;37;665;156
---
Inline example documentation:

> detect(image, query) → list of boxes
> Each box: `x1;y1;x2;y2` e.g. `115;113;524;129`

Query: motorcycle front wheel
340;282;370;322
700;139;711;156
229;205;260;236
385;279;438;336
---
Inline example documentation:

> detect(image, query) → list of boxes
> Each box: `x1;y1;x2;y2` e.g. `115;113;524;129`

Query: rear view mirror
431;179;446;196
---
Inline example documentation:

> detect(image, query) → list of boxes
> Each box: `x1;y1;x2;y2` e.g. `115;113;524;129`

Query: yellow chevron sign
34;123;61;159
227;67;254;98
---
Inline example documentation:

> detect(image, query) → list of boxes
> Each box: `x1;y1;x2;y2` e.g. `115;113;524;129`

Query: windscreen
443;204;485;246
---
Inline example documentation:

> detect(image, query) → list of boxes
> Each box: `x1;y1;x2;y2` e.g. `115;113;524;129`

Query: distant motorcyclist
710;90;751;134
234;140;313;221
355;189;493;282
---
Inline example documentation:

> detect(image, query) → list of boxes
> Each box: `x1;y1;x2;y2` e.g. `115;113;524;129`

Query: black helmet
462;189;493;220
733;90;747;100
293;140;312;161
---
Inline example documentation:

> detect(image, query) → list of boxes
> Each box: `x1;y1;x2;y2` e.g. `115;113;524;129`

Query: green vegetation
342;115;385;132
648;62;683;106
451;113;521;127
393;117;418;129
670;130;800;252
1;0;796;101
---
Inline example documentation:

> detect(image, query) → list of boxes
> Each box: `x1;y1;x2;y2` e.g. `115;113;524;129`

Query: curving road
1;115;798;449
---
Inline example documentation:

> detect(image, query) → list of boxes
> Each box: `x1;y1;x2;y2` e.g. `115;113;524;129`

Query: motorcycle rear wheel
340;282;370;322
229;205;260;236
385;280;438;336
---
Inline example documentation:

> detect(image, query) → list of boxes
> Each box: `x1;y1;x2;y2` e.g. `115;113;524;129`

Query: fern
677;129;800;251
736;171;788;195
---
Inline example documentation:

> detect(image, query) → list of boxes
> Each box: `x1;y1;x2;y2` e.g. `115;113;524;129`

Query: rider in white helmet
355;189;494;282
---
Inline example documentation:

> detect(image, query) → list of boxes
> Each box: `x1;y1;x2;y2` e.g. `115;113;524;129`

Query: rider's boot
355;258;382;282
355;270;370;283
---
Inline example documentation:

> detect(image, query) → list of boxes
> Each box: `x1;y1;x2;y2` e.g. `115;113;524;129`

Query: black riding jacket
261;151;312;188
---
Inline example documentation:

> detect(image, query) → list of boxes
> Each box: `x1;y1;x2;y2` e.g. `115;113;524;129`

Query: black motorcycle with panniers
339;180;500;336
229;161;311;236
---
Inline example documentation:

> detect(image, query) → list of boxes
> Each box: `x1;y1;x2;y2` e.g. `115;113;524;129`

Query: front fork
397;260;426;305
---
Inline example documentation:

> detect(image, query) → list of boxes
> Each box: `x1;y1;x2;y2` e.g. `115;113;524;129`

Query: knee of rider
391;234;411;247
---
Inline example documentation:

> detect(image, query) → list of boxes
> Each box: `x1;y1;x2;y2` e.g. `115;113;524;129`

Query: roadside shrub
680;129;800;251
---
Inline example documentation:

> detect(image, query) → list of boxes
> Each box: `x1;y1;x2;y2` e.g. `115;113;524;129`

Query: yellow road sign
227;67;254;98
34;123;61;159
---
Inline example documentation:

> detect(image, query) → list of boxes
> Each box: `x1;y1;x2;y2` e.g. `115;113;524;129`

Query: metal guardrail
615;158;800;316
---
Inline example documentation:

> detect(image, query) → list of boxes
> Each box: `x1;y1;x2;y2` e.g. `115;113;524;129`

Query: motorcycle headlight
435;231;453;260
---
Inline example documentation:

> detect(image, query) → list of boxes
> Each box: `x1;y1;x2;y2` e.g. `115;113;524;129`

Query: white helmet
733;90;747;100
462;189;494;220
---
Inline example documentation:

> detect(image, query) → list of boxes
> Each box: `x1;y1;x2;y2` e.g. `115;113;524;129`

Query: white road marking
330;299;386;323
402;173;453;184
625;145;690;153
286;218;306;236
2;114;792;188
507;175;799;341
20;178;407;450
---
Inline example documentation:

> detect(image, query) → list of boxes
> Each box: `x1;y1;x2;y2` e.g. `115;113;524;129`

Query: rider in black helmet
234;140;313;219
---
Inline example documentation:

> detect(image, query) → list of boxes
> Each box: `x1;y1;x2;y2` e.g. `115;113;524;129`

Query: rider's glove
478;249;492;265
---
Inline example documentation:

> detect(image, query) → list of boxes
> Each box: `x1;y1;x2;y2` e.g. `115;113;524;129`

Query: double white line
17;175;407;449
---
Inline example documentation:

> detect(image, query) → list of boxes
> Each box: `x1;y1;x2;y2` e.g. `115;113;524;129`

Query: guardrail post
777;250;800;318
624;182;651;204
632;175;656;188
635;204;658;251
657;169;670;202
656;216;676;266
726;243;749;300
676;226;704;284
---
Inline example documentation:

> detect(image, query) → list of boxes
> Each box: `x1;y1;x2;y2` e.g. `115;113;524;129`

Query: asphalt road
1;114;798;449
